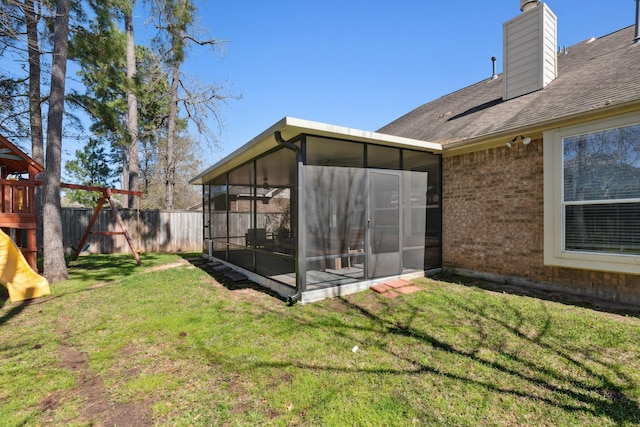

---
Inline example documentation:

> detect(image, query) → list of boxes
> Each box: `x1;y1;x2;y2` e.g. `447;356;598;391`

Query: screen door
367;171;402;278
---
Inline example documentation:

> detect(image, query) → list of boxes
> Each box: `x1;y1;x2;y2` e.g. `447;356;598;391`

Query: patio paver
371;280;422;297
385;279;414;289
370;283;392;294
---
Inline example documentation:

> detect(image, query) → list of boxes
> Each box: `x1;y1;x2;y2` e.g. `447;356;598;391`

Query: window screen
563;123;640;254
306;136;364;168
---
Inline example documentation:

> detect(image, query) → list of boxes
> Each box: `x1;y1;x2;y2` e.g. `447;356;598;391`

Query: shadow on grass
433;271;640;319
67;253;162;284
340;295;639;424
192;287;639;425
179;255;288;303
0;253;168;310
0;285;32;327
0;285;7;308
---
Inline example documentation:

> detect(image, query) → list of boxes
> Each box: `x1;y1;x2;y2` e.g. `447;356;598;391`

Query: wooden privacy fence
62;208;202;254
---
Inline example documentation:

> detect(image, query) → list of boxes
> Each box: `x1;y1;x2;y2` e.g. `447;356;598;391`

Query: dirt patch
79;375;112;417
107;343;147;379
144;259;191;273
38;391;64;413
87;282;109;289
49;343;154;426
59;345;89;369
102;400;153;426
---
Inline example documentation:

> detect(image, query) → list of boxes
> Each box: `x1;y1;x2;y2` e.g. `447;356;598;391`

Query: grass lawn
1;253;640;426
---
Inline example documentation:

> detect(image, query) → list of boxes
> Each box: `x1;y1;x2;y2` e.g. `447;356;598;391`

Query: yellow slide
0;229;50;302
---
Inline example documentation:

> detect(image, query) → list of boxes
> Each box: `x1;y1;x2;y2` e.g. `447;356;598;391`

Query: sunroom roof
190;116;441;185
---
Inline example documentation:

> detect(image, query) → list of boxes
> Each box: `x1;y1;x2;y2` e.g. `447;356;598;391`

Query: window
544;112;640;274
563;124;640;253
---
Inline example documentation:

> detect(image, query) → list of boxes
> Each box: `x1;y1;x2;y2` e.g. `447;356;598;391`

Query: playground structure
0;134;49;301
0;134;142;301
0;228;49;302
62;183;142;266
0;134;43;272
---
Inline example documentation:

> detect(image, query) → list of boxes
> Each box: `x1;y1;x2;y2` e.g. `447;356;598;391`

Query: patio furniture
246;228;275;248
347;227;364;268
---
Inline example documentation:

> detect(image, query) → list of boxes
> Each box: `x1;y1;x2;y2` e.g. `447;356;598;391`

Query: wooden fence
62;208;203;254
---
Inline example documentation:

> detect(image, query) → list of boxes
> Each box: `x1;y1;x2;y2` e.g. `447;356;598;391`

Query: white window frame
543;111;640;274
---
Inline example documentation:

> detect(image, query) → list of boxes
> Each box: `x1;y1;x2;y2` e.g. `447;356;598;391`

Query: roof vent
520;0;540;12
491;56;498;79
503;2;557;100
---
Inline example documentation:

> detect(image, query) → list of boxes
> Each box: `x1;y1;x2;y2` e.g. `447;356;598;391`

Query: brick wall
442;139;640;303
443;139;545;278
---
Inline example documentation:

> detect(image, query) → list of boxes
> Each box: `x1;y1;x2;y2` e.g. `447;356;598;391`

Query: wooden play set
0;134;141;301
0;134;43;271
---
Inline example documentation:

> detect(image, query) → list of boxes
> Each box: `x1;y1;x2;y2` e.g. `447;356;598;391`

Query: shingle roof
0;134;45;175
378;26;640;145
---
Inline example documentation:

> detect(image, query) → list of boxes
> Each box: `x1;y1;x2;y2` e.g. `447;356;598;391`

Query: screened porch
192;117;442;303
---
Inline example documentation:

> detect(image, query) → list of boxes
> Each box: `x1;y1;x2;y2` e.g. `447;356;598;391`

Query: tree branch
181;34;228;46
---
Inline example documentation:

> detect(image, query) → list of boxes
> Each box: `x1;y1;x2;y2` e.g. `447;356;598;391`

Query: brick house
379;0;640;304
193;0;640;304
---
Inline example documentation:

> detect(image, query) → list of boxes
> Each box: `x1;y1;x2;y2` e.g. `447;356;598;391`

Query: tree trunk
125;4;139;208
165;62;179;210
43;0;70;282
24;0;43;164
121;144;129;193
23;0;45;259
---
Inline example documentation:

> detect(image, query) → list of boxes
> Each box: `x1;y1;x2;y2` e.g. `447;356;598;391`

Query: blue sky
4;1;630;169
167;0;634;167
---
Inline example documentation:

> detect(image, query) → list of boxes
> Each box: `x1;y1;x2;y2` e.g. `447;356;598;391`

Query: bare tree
165;60;179;210
0;0;48;149
21;0;45;163
139;132;201;209
150;0;234;210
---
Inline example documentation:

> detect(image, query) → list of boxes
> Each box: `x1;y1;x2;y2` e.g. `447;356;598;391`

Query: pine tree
64;139;116;206
43;0;70;282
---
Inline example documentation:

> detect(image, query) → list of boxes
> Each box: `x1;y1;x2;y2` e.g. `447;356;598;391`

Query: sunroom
190;117;442;303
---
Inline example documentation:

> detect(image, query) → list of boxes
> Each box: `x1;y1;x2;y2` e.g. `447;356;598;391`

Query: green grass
1;253;640;426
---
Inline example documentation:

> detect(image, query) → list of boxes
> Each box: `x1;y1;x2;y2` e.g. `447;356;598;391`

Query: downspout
635;0;640;44
274;131;305;304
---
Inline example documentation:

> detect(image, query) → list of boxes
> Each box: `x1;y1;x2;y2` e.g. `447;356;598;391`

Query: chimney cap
520;0;540;12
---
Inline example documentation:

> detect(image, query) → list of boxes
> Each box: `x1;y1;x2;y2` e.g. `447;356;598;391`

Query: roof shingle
378;26;640;145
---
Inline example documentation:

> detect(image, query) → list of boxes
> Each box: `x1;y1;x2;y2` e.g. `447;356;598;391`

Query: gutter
274;131;305;305
635;0;640;43
442;101;640;156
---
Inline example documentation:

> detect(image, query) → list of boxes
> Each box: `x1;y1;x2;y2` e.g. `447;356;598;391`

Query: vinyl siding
503;3;557;100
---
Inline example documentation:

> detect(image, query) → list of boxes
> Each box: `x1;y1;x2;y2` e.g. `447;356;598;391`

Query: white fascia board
282;117;442;151
190;116;441;185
